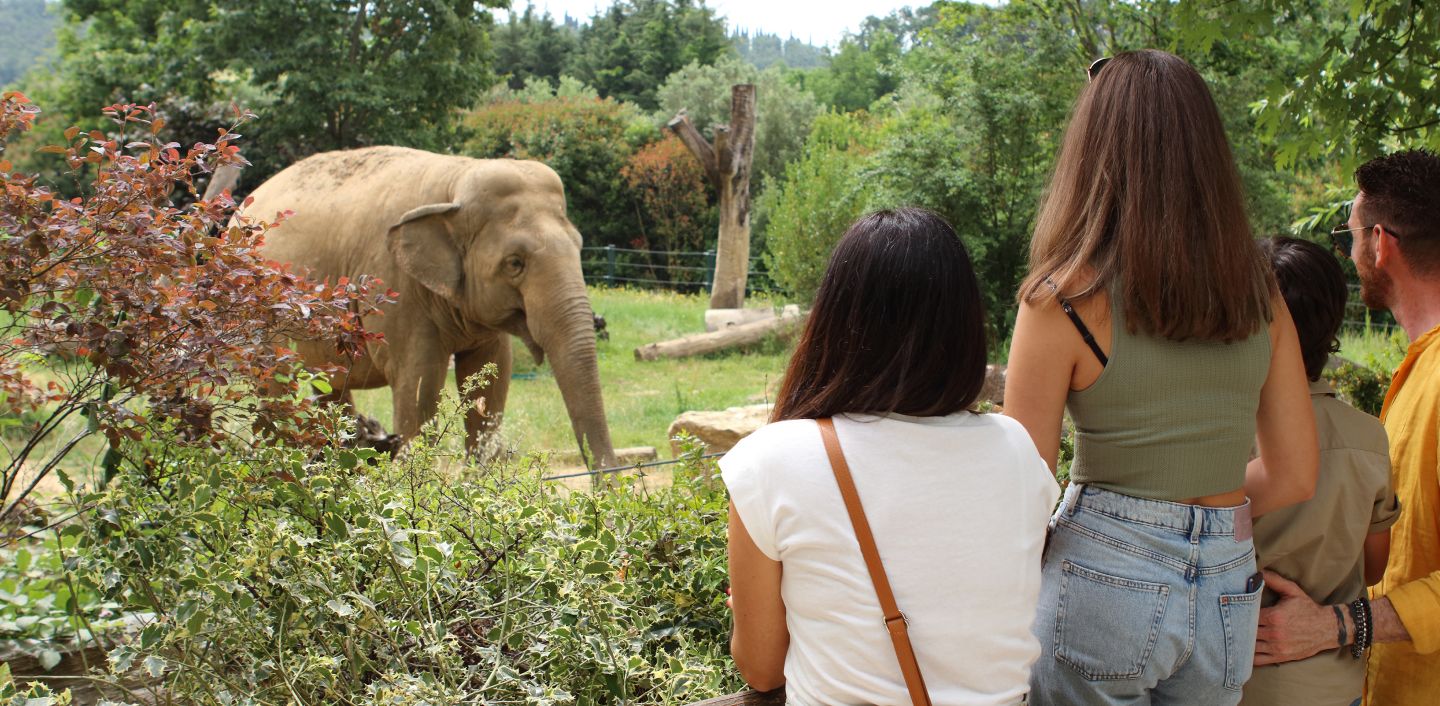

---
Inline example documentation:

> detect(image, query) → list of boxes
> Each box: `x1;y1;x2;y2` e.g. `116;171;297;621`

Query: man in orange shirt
1252;149;1440;705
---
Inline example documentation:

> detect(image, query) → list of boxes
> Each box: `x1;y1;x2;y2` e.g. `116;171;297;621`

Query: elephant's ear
387;202;464;302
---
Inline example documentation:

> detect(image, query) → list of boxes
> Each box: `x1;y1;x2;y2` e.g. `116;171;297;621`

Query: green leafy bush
464;94;653;250
1325;362;1391;418
760;111;886;303
52;393;740;704
621;136;719;283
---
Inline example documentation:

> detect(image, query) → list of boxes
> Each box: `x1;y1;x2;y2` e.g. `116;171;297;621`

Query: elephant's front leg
455;335;511;450
389;340;452;442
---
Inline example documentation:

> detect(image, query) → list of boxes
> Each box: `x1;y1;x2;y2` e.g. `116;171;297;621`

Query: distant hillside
731;29;825;69
0;0;58;88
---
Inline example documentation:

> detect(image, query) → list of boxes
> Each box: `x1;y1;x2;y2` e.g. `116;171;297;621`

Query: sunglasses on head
1087;57;1111;82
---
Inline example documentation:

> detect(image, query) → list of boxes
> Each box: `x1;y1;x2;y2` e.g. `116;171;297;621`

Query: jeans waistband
1062;483;1252;540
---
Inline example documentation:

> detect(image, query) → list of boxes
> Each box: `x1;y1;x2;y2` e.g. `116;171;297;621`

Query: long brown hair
772;208;988;422
1018;49;1273;342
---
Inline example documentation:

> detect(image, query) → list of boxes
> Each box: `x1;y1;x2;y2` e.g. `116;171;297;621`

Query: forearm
1371;596;1412;644
1245;455;1313;517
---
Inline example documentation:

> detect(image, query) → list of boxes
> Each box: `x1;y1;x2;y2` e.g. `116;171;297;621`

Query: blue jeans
1029;484;1261;706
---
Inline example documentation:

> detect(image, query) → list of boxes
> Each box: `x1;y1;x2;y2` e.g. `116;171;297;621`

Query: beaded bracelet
1348;596;1372;659
1333;604;1349;649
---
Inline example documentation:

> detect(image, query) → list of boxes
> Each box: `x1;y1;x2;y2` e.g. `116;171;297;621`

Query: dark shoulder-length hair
771;208;988;422
1017;49;1274;342
1260;237;1346;381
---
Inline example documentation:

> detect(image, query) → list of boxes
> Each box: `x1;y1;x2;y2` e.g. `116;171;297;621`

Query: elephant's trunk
527;289;617;470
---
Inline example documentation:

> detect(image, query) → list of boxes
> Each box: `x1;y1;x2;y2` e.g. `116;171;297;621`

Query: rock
981;364;1007;406
669;404;773;456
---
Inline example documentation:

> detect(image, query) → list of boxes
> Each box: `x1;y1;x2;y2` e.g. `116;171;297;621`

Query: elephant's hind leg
455;337;512;450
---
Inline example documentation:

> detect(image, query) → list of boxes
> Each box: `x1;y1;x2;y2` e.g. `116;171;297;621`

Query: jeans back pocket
1218;583;1263;690
1054;559;1170;681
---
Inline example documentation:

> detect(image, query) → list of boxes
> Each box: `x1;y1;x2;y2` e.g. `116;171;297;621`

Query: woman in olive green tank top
1004;50;1319;705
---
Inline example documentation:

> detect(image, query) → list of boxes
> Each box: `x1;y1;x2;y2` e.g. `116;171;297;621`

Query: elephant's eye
504;255;525;275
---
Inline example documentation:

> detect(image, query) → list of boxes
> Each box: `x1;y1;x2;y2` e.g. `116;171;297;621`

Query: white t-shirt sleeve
719;429;783;561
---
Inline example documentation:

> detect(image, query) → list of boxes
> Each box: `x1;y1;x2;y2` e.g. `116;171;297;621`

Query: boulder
981;364;1007;406
669;403;773;456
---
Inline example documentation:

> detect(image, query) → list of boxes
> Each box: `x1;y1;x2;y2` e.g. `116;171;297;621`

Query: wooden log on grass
635;311;803;361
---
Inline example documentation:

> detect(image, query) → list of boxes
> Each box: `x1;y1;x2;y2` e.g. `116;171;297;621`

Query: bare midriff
1175;488;1248;508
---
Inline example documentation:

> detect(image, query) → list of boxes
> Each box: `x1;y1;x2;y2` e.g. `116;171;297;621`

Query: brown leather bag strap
817;417;932;706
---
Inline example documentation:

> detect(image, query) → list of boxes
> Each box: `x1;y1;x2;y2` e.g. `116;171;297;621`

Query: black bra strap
1045;278;1109;367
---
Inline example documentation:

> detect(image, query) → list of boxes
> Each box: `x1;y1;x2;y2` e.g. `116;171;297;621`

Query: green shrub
1325;362;1391;418
621;136;719;284
760;112;887;303
464;94;653;250
52;390;740;704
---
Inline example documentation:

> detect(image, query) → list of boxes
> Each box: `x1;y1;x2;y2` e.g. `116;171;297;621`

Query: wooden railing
686;687;785;705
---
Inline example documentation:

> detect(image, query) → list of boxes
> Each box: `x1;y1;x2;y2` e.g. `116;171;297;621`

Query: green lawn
352;286;794;459
1338;325;1410;376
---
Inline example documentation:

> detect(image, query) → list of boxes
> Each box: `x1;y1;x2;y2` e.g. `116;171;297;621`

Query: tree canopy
39;0;504;185
0;0;57;88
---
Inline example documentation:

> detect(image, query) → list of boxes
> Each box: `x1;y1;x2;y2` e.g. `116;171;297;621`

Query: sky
496;1;924;47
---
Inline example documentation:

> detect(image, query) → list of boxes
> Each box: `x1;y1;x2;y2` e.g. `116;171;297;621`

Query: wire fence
580;246;781;295
582;246;1390;332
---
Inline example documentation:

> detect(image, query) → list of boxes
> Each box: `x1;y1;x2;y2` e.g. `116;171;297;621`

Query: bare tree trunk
202;164;243;202
667;84;756;310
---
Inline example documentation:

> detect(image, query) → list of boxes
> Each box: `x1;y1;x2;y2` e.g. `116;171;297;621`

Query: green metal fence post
605;245;616;286
703;249;716;291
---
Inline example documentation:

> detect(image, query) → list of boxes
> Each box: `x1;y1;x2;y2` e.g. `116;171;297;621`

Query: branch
665;109;719;185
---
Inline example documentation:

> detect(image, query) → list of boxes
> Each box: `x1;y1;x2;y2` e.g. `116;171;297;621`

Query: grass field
1338;324;1410;375
13;290;1415;497
352;286;794;460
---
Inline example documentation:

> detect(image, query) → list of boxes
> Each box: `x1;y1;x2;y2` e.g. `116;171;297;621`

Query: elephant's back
244;147;471;276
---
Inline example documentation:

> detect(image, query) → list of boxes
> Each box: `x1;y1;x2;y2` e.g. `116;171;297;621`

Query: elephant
238;146;616;468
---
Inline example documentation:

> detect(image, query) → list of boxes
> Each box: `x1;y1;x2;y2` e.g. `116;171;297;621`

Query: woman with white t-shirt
722;208;1060;705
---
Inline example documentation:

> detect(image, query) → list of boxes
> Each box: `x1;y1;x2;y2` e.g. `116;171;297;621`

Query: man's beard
1356;245;1394;310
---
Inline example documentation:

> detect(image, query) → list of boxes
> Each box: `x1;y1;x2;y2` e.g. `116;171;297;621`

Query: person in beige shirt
1241;237;1400;706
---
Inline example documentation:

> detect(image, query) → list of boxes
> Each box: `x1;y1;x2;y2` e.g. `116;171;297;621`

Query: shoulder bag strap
817;417;932;706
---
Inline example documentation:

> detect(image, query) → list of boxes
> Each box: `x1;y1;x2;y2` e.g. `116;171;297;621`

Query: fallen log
635;311;803;361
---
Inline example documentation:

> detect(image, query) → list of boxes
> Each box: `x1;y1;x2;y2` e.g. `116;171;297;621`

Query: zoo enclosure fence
580;246;780;295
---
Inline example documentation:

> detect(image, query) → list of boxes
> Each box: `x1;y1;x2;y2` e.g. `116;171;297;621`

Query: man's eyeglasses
1088;57;1111;82
1329;222;1402;259
1330;223;1369;258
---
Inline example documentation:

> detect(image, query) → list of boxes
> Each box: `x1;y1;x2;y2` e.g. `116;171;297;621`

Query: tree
463;88;650;250
796;6;937;113
36;0;505;190
569;0;731;110
1178;1;1440;170
0;94;386;522
0;0;58;88
654;55;821;189
621;136;717;283
491;3;580;90
761;112;886;302
731;29;825;70
874;2;1077;341
801;26;902;113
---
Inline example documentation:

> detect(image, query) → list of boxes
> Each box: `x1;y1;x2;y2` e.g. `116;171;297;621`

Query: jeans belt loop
1064;483;1084;517
1189;505;1204;543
